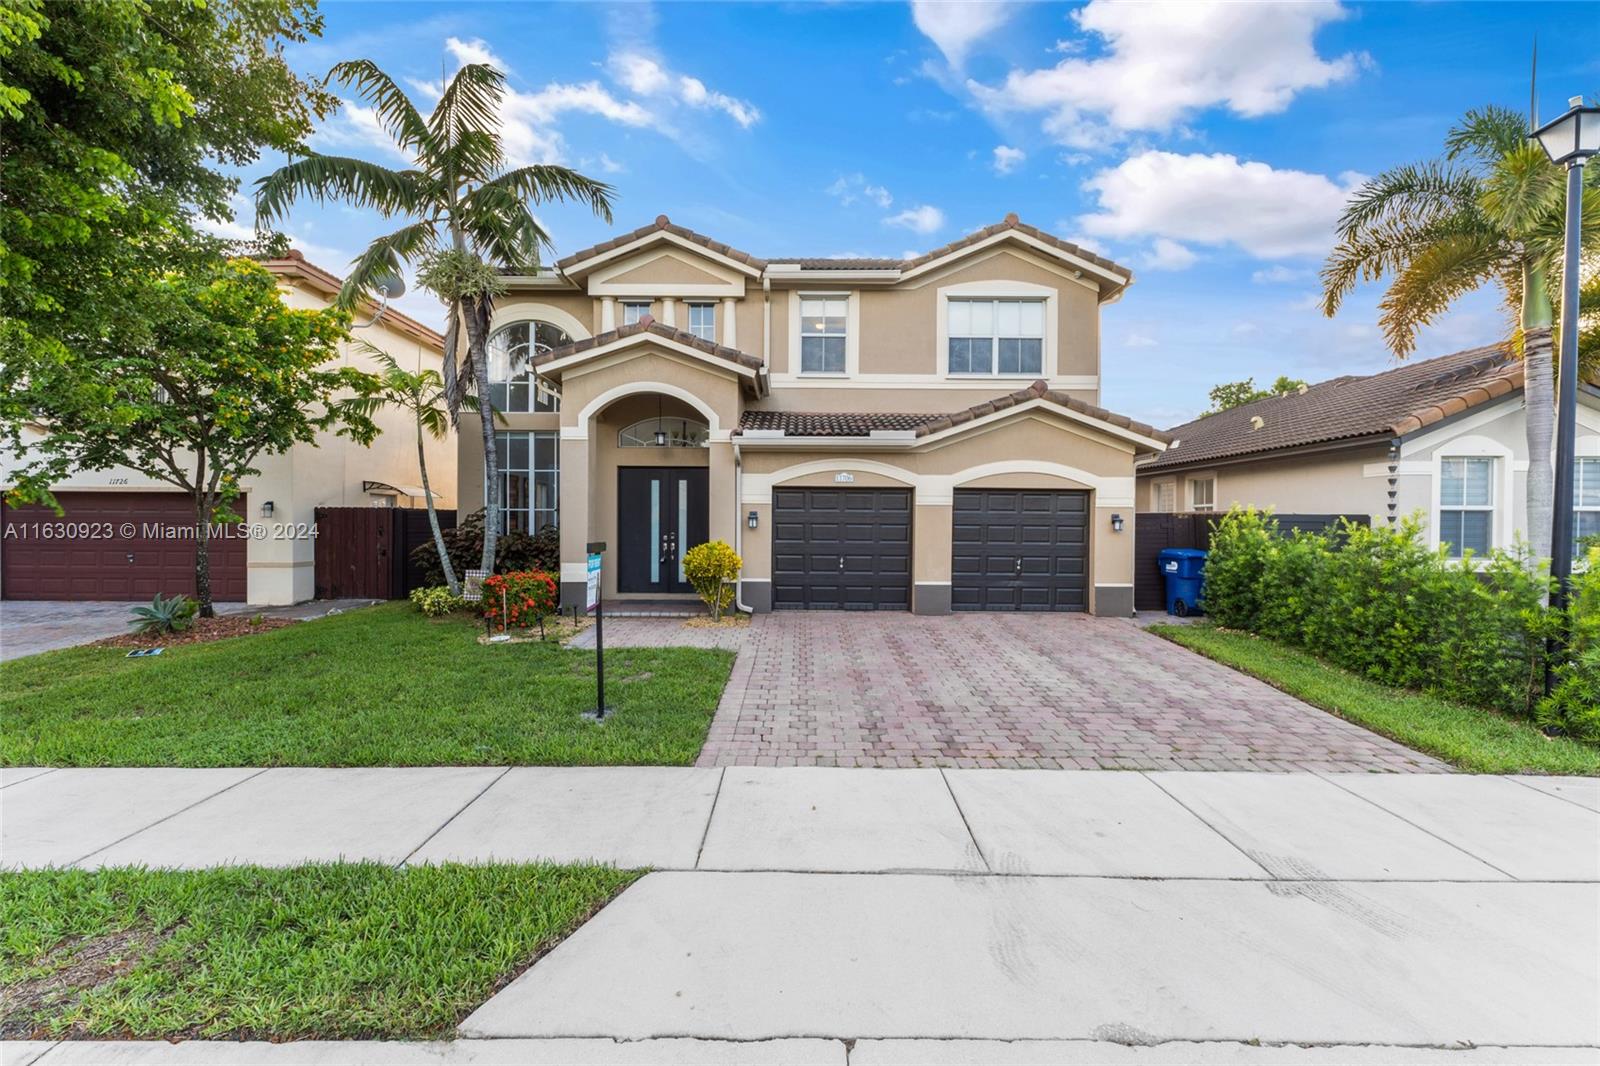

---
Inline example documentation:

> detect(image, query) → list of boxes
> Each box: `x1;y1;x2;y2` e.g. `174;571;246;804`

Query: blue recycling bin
1158;548;1208;617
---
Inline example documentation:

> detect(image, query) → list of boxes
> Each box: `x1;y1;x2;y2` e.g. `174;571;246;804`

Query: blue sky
231;1;1600;427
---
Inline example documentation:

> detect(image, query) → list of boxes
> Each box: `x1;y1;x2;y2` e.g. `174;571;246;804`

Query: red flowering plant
479;570;560;638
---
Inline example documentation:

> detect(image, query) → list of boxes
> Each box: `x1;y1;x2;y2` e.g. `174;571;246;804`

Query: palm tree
1322;104;1599;559
255;60;614;572
363;345;464;595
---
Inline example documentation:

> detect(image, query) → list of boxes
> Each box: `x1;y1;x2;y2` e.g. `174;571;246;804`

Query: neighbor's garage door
771;488;911;610
1;491;248;601
952;489;1088;611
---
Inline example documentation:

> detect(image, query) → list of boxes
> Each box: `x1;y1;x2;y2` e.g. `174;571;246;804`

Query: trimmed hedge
1204;508;1599;742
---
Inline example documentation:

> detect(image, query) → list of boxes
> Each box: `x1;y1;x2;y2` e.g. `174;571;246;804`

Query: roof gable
557;215;765;278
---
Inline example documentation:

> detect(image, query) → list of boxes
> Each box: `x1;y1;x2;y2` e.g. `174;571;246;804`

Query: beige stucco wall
0;281;453;605
1138;445;1389;520
607;253;730;286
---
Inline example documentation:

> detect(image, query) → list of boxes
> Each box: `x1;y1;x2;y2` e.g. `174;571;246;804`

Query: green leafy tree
1321;103;1600;558
4;258;378;615
0;0;335;447
1204;375;1307;415
255;59;615;573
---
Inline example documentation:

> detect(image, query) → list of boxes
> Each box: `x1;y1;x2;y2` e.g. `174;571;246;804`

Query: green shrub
410;511;559;586
408;586;465;618
129;593;198;636
682;540;742;620
1202;509;1588;735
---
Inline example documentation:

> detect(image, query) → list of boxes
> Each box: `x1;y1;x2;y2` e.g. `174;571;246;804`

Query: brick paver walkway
579;613;1446;772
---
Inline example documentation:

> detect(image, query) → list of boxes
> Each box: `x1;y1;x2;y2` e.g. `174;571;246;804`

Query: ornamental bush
682;540;742;620
409;586;465;617
1201;507;1596;737
410;510;559;586
479;570;559;636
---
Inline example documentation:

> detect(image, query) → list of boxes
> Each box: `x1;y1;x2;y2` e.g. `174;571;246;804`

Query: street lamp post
1532;97;1599;637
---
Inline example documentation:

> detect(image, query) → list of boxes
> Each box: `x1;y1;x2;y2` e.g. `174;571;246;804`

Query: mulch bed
93;615;297;650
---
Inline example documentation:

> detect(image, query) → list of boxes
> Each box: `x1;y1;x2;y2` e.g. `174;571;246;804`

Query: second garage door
771;488;911;610
952;489;1088;611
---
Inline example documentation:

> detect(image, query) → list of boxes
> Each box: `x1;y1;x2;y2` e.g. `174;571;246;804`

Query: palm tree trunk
193;490;214;619
464;295;499;573
1523;263;1556;562
417;411;459;595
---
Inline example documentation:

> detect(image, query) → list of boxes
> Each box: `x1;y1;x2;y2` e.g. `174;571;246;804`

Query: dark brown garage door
1;492;248;601
952;489;1088;611
771;488;911;610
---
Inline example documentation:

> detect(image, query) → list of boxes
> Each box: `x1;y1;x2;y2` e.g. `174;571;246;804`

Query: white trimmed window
1151;480;1176;513
1439;457;1495;558
619;417;710;448
687;302;715;342
621;301;651;326
800;296;847;374
1576;457;1600;541
495;430;559;533
1190;477;1216;512
948;298;1044;376
487;320;568;413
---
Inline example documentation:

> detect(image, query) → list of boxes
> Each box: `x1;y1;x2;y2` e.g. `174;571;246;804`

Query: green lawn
0;863;639;1040
0;603;734;767
1152;623;1600;775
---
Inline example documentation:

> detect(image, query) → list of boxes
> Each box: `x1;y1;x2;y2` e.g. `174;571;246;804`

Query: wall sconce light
1111;513;1124;533
261;500;275;518
747;510;759;530
654;396;668;446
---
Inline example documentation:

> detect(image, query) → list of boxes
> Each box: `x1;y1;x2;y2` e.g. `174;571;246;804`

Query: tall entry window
487;321;569;413
495;430;559;532
948;298;1044;376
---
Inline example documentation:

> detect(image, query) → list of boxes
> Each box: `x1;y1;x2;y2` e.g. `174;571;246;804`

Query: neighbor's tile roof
556;215;767;271
533;318;766;372
1140;343;1523;472
737;379;1169;445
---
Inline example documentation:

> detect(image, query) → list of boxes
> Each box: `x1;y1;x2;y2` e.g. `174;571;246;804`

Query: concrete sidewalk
2;766;1596;877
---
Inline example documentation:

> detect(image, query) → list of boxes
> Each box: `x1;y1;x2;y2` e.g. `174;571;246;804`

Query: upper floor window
800;296;847;374
1576;457;1600;542
687;302;716;343
622;301;651;326
1190;477;1216;512
948;299;1044;376
1439;456;1494;558
487;321;568;413
619;417;710;448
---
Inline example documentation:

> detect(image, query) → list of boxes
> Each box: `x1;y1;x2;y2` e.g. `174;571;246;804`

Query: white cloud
597;152;624;174
828;173;894;208
445;36;505;70
968;1;1360;147
1124;332;1158;348
492;81;653;166
992;145;1026;175
911;1;1016;67
1252;265;1312;284
1078;151;1363;259
884;204;946;235
607;50;761;128
1142;238;1198;271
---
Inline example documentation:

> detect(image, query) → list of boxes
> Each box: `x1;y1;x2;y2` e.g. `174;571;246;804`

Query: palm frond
435;130;505;186
1479;142;1564;237
1445;105;1531;166
1334;162;1480;241
328;59;433;157
478;164;615;223
255;154;431;226
418;404;450;440
1377;232;1502;357
339;220;439;309
440;307;464;422
1320;213;1496;316
460;183;547;270
428;63;504;156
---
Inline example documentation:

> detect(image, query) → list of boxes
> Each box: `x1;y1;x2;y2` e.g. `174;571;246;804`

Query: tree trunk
193;491;215;618
1523;262;1556;563
464;295;498;573
418;411;459;595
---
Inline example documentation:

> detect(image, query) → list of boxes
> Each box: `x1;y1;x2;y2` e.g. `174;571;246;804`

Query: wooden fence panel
1133;512;1370;612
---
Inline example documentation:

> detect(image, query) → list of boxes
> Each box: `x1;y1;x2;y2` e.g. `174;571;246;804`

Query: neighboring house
1136;344;1600;558
455;213;1169;616
0;251;451;604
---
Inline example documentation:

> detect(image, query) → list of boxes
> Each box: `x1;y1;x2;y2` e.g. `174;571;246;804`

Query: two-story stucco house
454;213;1169;616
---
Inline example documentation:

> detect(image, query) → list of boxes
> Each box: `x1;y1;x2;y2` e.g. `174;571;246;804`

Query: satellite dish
373;272;406;299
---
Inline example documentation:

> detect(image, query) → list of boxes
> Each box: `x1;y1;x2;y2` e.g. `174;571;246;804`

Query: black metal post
594;581;605;719
1549;159;1586;622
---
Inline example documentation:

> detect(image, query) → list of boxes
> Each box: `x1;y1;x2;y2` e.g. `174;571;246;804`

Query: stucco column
708;439;736;553
600;296;616;332
912;501;953;615
558;433;591;608
660;297;676;328
722;297;737;348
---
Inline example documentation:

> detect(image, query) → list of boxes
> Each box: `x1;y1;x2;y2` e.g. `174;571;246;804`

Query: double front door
617;467;709;594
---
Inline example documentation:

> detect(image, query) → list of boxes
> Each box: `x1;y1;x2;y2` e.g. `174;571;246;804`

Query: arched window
487;320;570;413
618;417;710;448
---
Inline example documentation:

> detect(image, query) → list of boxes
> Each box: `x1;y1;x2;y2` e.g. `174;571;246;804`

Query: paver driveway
594;613;1444;772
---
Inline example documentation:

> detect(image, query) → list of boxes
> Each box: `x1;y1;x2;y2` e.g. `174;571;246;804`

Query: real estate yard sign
586;553;601;611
